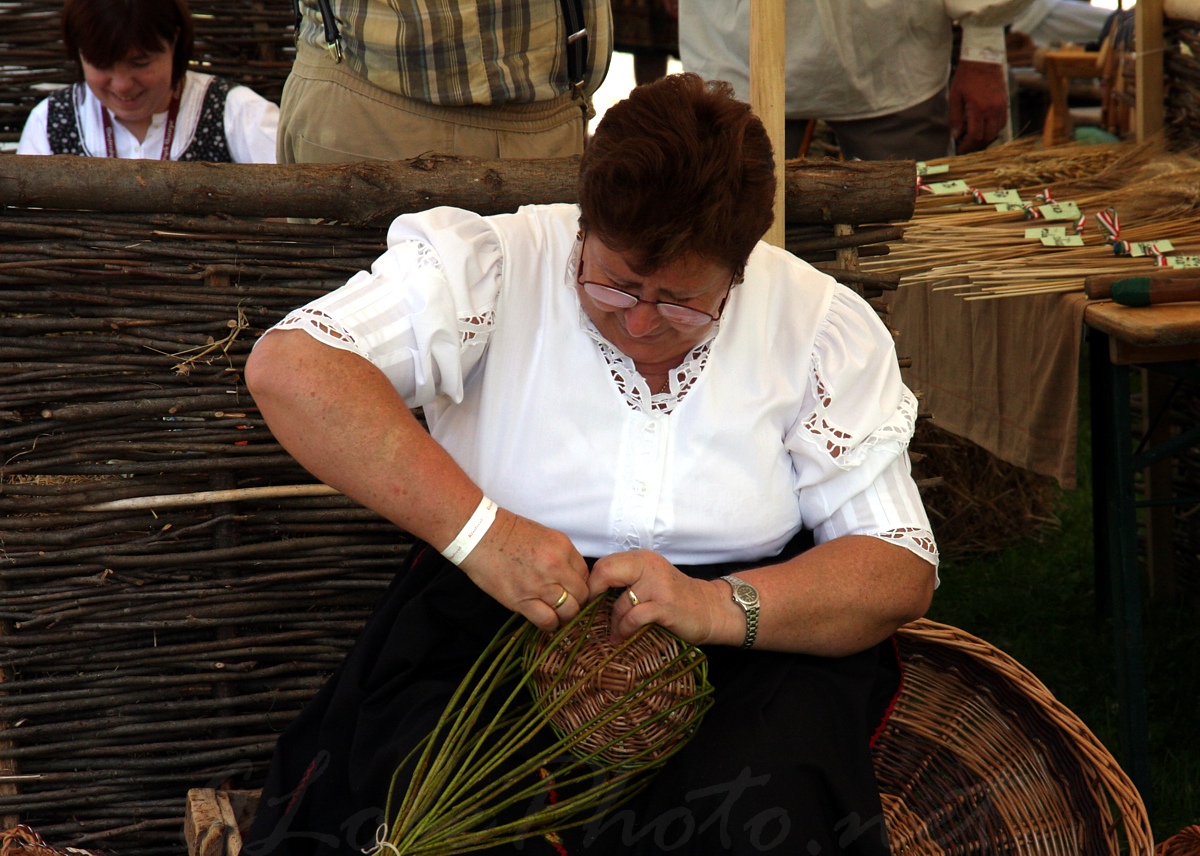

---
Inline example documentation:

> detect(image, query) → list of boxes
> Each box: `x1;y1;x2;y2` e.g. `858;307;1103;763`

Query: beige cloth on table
890;281;1090;490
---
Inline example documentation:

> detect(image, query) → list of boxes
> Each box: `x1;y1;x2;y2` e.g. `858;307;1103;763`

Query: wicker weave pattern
875;619;1154;855
1157;825;1200;856
527;594;709;767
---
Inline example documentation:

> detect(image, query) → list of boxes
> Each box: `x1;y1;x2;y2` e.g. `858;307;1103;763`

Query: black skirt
246;534;901;856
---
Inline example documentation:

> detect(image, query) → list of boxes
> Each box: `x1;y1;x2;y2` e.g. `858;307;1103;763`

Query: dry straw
370;593;714;856
866;140;1200;300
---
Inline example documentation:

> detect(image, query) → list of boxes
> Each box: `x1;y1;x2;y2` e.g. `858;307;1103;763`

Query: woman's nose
622;301;663;337
110;71;137;94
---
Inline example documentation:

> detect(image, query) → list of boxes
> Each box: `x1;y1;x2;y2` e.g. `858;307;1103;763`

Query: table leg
1090;333;1114;618
1089;330;1152;802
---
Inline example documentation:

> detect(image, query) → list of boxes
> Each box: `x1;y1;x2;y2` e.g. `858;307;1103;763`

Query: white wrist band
440;496;498;566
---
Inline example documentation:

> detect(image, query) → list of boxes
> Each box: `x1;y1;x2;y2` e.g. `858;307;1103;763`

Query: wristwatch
719;574;760;649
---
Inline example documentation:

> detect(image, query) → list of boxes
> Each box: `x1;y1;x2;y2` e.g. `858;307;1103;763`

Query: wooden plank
185;788;230;856
1110;338;1200;365
1085;301;1200;351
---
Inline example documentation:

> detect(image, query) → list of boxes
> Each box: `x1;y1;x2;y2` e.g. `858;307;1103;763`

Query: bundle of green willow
371;593;714;856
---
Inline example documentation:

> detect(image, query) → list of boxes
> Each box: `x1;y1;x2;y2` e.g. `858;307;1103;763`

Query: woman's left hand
587;550;731;647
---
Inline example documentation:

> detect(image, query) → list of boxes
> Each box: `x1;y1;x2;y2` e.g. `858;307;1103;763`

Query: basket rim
890;617;1154;854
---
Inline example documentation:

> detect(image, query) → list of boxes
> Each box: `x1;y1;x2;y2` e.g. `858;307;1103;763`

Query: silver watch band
720;574;759;649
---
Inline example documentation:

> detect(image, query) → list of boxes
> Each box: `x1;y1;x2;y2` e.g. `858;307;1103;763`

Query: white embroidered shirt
271;204;939;573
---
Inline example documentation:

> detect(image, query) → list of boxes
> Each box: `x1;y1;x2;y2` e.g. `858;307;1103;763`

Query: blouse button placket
611;412;669;550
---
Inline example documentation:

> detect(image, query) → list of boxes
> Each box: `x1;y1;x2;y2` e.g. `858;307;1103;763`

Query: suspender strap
315;0;343;62
558;0;588;90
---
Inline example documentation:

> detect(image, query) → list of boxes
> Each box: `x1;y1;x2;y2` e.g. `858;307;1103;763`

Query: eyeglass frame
575;231;737;328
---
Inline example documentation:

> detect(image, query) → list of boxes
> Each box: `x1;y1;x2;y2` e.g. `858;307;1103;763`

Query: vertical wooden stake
750;0;787;247
1135;0;1164;143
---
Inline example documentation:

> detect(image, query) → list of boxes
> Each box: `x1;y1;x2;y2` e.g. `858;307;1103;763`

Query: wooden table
1084;300;1200;803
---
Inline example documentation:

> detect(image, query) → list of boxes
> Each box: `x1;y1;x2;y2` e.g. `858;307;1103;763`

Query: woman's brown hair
578;72;776;278
62;0;195;85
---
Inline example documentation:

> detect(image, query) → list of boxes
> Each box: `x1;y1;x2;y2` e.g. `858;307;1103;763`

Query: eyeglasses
576;232;734;328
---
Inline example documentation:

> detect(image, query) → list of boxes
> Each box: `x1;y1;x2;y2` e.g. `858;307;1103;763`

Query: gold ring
552;588;569;609
627;589;640;607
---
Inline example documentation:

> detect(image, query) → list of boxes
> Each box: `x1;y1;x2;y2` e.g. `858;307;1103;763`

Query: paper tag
1036;201;1082;221
983;189;1021;204
1130;239;1175;257
916;162;951;176
925;179;970;195
1041;235;1086;248
994;202;1027;212
1167;255;1200;268
1026;226;1069;240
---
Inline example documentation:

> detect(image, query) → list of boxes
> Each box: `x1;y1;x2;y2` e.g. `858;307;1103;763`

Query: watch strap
720;574;759;649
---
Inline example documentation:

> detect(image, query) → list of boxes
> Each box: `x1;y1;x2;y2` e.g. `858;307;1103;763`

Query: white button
633;480;647;495
645;422;657;433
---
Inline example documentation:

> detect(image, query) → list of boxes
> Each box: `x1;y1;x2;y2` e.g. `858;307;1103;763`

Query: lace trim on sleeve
273;307;371;360
801;356;919;470
460;308;495;348
871;527;939;566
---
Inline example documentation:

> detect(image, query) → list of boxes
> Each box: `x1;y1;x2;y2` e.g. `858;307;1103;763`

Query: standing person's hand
586;550;733;646
949;59;1009;153
460;509;591;632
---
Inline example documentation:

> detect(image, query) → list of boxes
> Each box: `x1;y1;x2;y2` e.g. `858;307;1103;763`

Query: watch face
734;583;757;604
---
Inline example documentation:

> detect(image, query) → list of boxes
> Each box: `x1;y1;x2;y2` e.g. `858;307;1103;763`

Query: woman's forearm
728;536;936;656
245;329;593;629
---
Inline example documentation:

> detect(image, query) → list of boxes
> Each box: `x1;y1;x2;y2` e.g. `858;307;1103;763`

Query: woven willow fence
0;210;402;854
0;0;295;143
0;151;923;852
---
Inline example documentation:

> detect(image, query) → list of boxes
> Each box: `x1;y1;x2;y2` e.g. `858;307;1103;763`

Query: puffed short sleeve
268;207;503;407
785;288;938;570
16;97;52;155
222;84;280;164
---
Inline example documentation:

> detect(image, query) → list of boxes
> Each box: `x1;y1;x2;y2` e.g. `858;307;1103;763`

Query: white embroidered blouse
271;204;939;572
17;70;279;163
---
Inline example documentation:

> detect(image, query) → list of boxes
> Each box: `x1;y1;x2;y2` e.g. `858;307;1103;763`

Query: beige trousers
278;41;589;164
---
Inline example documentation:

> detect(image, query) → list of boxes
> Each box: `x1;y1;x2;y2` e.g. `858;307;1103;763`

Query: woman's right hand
458;507;591;632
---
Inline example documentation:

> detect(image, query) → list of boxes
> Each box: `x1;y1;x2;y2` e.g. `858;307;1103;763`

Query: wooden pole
1135;0;1165;143
0;155;915;226
750;0;788;247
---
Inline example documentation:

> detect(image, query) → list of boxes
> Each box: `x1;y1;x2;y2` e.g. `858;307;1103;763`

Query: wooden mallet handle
1109;275;1200;306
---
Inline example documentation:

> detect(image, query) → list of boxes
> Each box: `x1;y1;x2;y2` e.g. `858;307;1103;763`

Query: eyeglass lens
576;234;723;326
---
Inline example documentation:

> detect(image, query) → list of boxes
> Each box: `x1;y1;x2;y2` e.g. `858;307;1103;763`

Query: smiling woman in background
17;0;278;163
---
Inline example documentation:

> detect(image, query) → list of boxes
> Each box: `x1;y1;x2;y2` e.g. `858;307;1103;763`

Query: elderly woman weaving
245;73;937;856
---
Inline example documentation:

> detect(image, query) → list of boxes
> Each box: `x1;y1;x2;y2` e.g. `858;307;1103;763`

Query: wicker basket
875;618;1153;855
172;616;1155;856
1157;825;1200;856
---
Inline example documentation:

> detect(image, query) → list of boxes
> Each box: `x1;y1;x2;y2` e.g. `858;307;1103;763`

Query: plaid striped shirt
296;0;612;107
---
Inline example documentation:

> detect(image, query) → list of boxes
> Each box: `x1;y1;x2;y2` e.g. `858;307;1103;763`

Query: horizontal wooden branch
75;484;342;511
0;154;915;226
